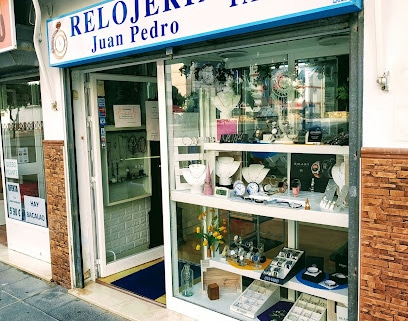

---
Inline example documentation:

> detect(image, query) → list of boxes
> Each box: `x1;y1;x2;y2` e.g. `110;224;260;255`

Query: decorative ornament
203;164;213;195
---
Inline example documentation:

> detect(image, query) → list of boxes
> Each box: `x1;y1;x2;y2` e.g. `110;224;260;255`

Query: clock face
247;182;260;195
52;30;68;59
233;180;246;196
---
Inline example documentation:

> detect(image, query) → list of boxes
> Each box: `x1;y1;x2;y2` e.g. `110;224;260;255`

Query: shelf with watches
204;141;348;156
202;255;348;306
170;190;348;228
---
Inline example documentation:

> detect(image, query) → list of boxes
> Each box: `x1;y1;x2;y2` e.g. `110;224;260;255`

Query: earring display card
230;279;280;318
283;293;327;321
260;247;305;285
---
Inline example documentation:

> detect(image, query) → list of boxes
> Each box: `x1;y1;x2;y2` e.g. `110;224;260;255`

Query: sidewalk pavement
0;261;129;321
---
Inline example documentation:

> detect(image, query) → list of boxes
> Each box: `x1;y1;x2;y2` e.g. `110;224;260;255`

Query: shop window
166;32;351;318
0;81;46;227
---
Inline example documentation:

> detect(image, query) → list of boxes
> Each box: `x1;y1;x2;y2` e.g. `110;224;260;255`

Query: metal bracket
377;71;390;91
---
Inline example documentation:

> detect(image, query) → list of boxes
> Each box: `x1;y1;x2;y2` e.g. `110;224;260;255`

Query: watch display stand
283;293;327;321
230;279;280;318
261;247;305;285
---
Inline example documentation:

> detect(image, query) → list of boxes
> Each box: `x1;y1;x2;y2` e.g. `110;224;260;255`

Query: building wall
43;140;71;288
360;148;408;321
363;0;408;147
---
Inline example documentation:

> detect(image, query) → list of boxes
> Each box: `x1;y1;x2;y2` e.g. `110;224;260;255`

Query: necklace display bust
242;164;270;184
212;91;241;119
182;164;206;194
215;156;241;186
331;162;346;190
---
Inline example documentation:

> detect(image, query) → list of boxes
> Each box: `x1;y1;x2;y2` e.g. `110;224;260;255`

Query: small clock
247;182;260;195
214;186;231;198
51;22;68;60
233;180;246;196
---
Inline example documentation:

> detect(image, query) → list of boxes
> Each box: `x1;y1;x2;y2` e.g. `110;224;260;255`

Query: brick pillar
43;140;71;288
360;148;408;321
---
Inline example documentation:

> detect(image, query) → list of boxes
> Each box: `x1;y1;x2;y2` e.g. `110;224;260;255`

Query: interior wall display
113;105;141;128
291;153;336;193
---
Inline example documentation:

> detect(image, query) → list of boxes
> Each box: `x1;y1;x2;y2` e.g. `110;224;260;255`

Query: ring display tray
283;293;327;321
230;279;280;318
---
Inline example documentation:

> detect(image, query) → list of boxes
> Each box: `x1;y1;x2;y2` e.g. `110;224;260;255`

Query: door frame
73;69;164;279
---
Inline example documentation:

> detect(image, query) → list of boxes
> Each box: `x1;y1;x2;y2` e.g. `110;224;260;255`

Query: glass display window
165;32;350;319
0;81;46;225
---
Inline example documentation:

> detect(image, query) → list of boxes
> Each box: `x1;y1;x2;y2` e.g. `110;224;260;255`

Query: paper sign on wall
113;105;141;128
4;159;18;179
7;182;22;221
24;196;47;228
145;101;159;141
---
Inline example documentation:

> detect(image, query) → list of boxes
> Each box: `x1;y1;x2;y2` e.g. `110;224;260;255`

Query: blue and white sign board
47;0;362;67
7;182;22;221
4;158;18;179
24;196;47;228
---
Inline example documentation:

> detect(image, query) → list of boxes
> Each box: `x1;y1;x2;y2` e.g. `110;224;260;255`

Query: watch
233;180;246;196
51;22;68;60
246;182;260;195
311;161;321;178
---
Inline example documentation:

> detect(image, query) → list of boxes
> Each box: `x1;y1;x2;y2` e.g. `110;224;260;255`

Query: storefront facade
2;1;407;321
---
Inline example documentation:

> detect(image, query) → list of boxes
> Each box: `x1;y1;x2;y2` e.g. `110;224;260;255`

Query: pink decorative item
203;164;213;195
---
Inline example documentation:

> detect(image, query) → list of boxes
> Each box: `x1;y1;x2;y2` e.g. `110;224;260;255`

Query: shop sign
24;196;47;228
4;158;18;179
7;182;22;221
46;0;362;67
0;0;16;54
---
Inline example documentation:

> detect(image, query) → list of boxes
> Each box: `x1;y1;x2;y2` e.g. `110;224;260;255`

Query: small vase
207;248;212;259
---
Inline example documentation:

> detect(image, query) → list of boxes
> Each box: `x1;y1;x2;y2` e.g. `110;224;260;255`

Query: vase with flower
195;208;227;259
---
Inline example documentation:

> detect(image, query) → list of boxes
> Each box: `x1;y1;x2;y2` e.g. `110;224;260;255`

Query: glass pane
0;81;46;226
97;75;158;263
166;34;350;306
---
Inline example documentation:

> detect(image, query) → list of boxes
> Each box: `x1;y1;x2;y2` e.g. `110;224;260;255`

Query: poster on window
24;196;47;228
113;105;141;128
6;182;22;221
145;101;159;141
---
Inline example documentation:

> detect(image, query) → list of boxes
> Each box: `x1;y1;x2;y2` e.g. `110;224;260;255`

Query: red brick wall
43;140;71;288
360;148;408;321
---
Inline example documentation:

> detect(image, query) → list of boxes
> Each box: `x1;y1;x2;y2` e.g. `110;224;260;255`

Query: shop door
88;73;163;277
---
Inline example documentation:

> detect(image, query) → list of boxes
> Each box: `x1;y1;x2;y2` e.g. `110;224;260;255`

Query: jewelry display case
166;33;350;321
101;125;151;206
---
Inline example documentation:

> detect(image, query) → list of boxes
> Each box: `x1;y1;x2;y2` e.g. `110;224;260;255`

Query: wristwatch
311;161;321;178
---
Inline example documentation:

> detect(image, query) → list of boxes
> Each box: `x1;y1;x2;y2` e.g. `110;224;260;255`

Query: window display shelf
175;283;260;321
171;190;349;228
204;142;349;156
206;257;348;306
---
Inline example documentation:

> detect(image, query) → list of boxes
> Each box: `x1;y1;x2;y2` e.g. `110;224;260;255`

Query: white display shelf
171;190;349;228
175;283;264;321
204;142;349;155
206;257;348;306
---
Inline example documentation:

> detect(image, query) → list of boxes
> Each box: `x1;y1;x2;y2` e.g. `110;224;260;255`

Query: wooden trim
361;147;408;159
43;140;64;147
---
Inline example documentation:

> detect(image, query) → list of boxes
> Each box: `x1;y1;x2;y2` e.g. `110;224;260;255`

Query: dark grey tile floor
0;262;129;321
